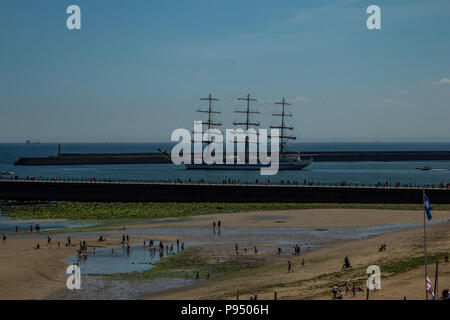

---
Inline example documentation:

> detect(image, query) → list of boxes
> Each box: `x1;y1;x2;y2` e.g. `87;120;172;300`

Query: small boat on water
0;170;14;175
415;165;432;171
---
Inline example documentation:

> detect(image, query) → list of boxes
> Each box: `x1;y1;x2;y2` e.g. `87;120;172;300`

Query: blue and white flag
423;193;432;221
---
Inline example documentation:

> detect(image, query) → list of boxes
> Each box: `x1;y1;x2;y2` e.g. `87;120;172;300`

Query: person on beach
122;234;126;244
288;260;291;273
30;225;33;233
254;246;258;254
15;226;18;233
196;272;199;280
212;221;216;233
34;243;40;250
345;282;350;295
343;256;352;269
235;243;239;254
2;234;7;243
445;255;449;264
332;284;338;299
47;235;52;244
337;290;344;300
441;289;449;300
218;220;221;229
352;285;357;296
301;258;305;268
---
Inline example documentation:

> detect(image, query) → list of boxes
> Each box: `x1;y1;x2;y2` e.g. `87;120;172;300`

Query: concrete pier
0;179;448;203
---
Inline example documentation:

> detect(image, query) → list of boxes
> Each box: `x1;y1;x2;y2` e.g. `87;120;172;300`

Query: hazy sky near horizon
1;0;449;143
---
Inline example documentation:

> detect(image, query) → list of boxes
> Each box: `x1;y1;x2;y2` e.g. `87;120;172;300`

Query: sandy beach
1;208;449;300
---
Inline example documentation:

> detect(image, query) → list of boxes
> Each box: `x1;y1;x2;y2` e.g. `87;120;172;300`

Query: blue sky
0;0;449;142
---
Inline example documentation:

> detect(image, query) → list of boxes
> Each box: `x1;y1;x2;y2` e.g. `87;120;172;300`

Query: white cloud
436;78;450;85
288;0;358;25
380;98;398;104
393;89;408;96
294;96;311;103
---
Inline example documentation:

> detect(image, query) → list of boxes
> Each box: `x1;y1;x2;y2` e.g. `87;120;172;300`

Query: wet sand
149;223;450;300
0;208;449;300
123;208;450;228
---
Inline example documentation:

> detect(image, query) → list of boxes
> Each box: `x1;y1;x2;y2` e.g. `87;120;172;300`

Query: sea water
1;142;449;186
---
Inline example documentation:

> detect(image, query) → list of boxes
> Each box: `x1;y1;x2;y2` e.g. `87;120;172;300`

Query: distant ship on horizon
25;139;40;144
185;94;312;171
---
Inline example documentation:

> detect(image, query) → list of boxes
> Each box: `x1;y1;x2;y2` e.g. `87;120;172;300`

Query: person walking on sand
301;258;305;268
254;246;258;254
288;260;291;273
2;234;6;243
332;284;338;299
218;220;221;229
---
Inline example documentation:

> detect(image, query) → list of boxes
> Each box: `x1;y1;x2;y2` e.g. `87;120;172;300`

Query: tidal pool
0;214;98;233
65;243;175;275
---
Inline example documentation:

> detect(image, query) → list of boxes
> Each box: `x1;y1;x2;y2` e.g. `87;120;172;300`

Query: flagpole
434;262;439;301
423;188;428;301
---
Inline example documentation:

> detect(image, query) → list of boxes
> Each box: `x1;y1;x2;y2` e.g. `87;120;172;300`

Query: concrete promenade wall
0;180;449;203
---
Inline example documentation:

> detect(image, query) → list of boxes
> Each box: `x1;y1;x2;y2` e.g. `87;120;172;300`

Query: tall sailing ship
185;94;312;170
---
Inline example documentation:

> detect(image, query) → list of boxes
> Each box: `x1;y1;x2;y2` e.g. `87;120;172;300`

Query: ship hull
185;160;311;170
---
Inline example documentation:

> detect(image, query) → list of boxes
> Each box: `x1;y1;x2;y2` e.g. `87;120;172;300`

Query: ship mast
233;94;260;158
271;98;294;154
194;94;222;143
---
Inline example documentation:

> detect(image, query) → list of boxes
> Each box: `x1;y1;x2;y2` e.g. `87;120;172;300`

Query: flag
426;276;435;297
423;193;432;221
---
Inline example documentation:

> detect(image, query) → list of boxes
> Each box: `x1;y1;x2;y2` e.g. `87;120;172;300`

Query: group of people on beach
332;282;366;300
12;224;41;233
212;220;222;233
142;238;185;256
